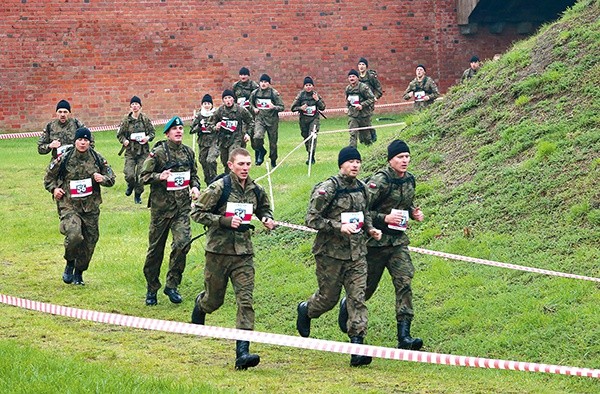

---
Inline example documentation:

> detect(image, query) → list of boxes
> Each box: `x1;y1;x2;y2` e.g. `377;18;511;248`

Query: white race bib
130;132;146;142
341;211;364;232
388;209;409;231
414;91;426;102
256;98;272;109
303;105;316;116
225;202;253;224
347;95;360;106
166;171;190;191
69;178;93;198
56;144;73;156
220;119;238;132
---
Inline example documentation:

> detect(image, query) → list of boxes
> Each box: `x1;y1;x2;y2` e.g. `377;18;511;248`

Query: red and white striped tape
0;102;414;140
267;219;600;283
0;294;597;378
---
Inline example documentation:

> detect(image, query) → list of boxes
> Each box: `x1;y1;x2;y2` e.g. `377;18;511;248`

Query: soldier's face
223;96;234;106
416;67;425;78
166;125;184;143
259;80;270;89
389;152;411;176
228;154;252;180
56;109;70;123
348;75;358;85
340;159;361;178
357;62;367;73
201;102;213;111
75;137;90;152
470;61;480;70
304;83;314;92
240;74;249;82
130;103;141;113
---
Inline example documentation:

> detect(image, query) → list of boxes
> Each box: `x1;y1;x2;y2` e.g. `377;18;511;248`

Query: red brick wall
0;0;522;131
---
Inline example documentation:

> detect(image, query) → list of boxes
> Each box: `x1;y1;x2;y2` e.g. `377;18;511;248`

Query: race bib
166;171;190;191
347;95;360;106
130;132;146;142
303;105;316;116
70;178;93;198
341;211;364;232
225;202;253;224
220;119;238;132
237;97;250;108
388;209;409;231
200;120;210;133
56;144;73;156
256;98;272;109
414;91;426;102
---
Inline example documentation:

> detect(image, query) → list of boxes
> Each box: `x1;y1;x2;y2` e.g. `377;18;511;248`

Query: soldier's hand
424;95;430;101
230;215;243;229
341;222;359;235
412;207;424;222
190;187;200;200
159;169;171;181
123;140;130;147
253;108;259;114
53;187;65;200
243;133;251;143
301;104;308;111
369;229;382;241
261;217;276;230
49;140;61;149
93;172;104;183
355;104;363;111
385;211;405;225
312;92;319;101
139;137;148;144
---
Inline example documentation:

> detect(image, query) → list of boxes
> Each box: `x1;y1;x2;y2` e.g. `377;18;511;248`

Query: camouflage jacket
403;76;440;110
366;165;417;247
290;90;326;119
190;108;216;147
116;112;155;157
38;118;91;159
208;104;254;148
345;82;375;118
359;69;383;99
249;87;285;127
305;172;375;260
44;147;115;215
461;67;477;82
141;139;200;216
191;173;273;255
233;80;259;109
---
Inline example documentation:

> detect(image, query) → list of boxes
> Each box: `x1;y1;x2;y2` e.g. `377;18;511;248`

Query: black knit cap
387;140;410;160
239;67;250;76
303;76;314;85
130;95;142;105
259;74;271;83
201;94;213;104
74;127;92;141
470;55;480;63
416;64;426;71
222;89;235;99
338;146;362;167
358;57;369;67
348;69;359;77
56;99;71;112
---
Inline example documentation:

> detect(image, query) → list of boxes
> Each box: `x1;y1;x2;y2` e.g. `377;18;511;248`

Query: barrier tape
0;101;413;140
0;294;598;378
266;219;600;283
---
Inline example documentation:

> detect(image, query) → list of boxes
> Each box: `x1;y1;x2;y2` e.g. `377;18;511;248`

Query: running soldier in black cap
357;57;383;143
290;76;326;164
38;99;91;160
297;146;382;367
461;56;481;82
190;94;218;186
232;67;259;111
116;95;155;204
403;64;439;110
345;70;376;147
44;127;115;285
141;116;201;306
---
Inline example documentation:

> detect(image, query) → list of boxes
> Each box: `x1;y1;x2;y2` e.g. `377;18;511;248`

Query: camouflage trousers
348;116;373;148
59;209;100;271
219;138;246;175
124;153;146;195
306;254;368;337
299;116;319;159
197;143;219;186
366;245;415;322
196;252;255;330
253;120;279;161
143;209;191;293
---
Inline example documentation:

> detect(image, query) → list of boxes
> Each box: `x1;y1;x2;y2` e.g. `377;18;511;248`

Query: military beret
164;116;183;133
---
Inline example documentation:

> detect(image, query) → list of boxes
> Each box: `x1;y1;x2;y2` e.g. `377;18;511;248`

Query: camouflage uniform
38;118;90;160
402;76;440;110
191;172;273;330
359;69;383;141
303;172;375;338
190;108;219;185
208;104;254;173
44;147;115;272
290;90;326;160
345;82;376;147
116;112;155;196
249;87;285;163
141;139;200;293
232;80;259;111
365;165;418;322
461;67;477;82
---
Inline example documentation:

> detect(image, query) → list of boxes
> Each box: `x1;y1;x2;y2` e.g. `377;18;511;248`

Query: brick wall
0;0;522;131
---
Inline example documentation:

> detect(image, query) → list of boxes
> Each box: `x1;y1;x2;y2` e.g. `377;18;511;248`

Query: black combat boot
235;340;260;370
337;297;348;333
72;269;85;286
270;159;277;168
349;336;372;367
134;193;142;204
125;184;134;196
296;301;311;337
163;287;183;304
371;129;377;142
62;261;75;284
255;147;265;166
397;320;423;350
191;293;206;324
145;290;157;306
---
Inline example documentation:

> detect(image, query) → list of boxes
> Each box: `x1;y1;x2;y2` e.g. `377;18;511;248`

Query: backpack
152;140;194;172
311;176;367;216
365;171;415;211
58;146;105;181
209;173;263;232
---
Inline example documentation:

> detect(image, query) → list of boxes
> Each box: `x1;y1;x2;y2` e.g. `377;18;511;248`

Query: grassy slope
1;1;600;392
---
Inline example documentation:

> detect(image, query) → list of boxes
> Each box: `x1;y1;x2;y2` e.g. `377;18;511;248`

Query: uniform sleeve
116;117;128;144
254;184;273;221
141;149;162;185
360;84;375;108
316;92;326;111
37;123;52;155
403;80;415;100
272;89;285;113
191;182;224;227
97;153;116;187
366;172;389;229
290;92;303;112
248;89;258;112
145;116;156;142
188;147;201;189
241;107;255;135
189;113;201;135
369;71;383;99
427;78;440;100
305;180;340;232
43;156;62;193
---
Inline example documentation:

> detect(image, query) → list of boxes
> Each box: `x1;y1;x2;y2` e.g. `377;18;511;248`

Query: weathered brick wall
0;0;521;131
